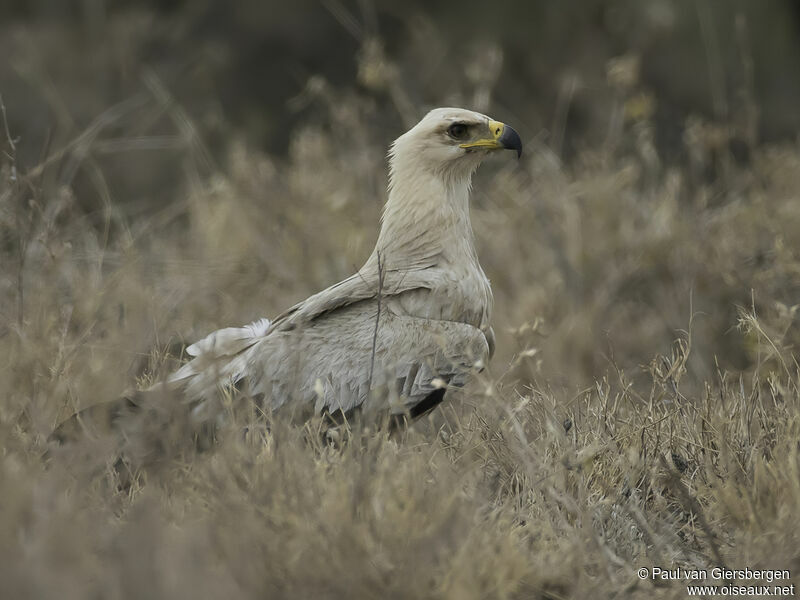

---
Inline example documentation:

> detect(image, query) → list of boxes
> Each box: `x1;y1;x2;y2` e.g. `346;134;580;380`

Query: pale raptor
55;107;522;439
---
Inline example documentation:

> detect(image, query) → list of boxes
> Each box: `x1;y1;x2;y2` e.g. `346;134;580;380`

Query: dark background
3;0;800;164
2;8;800;596
2;0;800;387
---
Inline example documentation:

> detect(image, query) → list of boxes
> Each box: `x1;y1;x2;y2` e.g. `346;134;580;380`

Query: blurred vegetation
1;1;800;598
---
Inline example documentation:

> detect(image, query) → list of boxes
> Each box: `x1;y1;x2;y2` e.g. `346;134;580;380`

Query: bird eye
448;123;468;139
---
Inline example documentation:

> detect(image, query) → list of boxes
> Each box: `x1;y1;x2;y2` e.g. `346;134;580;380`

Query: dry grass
2;24;800;600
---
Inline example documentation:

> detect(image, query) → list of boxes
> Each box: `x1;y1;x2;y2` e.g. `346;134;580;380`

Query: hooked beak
460;119;522;158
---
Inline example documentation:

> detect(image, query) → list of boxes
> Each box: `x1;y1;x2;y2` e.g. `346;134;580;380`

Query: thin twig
15;210;24;327
0;94;17;157
320;0;363;41
0;94;18;187
367;250;384;393
21;93;148;182
1;94;24;326
659;454;727;570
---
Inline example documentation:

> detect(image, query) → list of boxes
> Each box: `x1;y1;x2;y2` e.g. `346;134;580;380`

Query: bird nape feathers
52;107;522;447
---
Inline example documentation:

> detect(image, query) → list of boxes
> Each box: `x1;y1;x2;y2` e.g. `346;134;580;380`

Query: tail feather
49;384;219;473
49;317;272;452
49;392;141;446
169;318;270;387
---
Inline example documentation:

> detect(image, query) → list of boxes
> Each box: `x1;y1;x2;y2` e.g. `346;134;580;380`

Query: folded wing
167;269;488;422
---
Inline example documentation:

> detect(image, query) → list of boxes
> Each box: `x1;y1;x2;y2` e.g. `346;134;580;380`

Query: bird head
390;107;522;179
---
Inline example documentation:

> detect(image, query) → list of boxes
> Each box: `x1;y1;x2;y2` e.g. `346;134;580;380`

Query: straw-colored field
2;3;799;598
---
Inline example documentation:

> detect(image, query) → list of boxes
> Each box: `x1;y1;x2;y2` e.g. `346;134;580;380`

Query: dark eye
448;123;468;139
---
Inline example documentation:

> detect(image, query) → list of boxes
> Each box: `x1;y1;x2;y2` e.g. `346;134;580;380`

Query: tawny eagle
57;108;522;438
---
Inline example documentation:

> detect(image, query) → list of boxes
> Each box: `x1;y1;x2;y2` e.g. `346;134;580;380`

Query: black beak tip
499;124;523;159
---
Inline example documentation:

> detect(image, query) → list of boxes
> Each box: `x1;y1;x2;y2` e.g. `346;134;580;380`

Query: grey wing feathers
185;318;271;358
244;301;489;419
164;268;486;422
167;317;271;401
268;263;433;332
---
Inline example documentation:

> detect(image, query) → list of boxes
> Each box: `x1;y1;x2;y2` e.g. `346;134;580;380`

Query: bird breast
386;259;492;330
